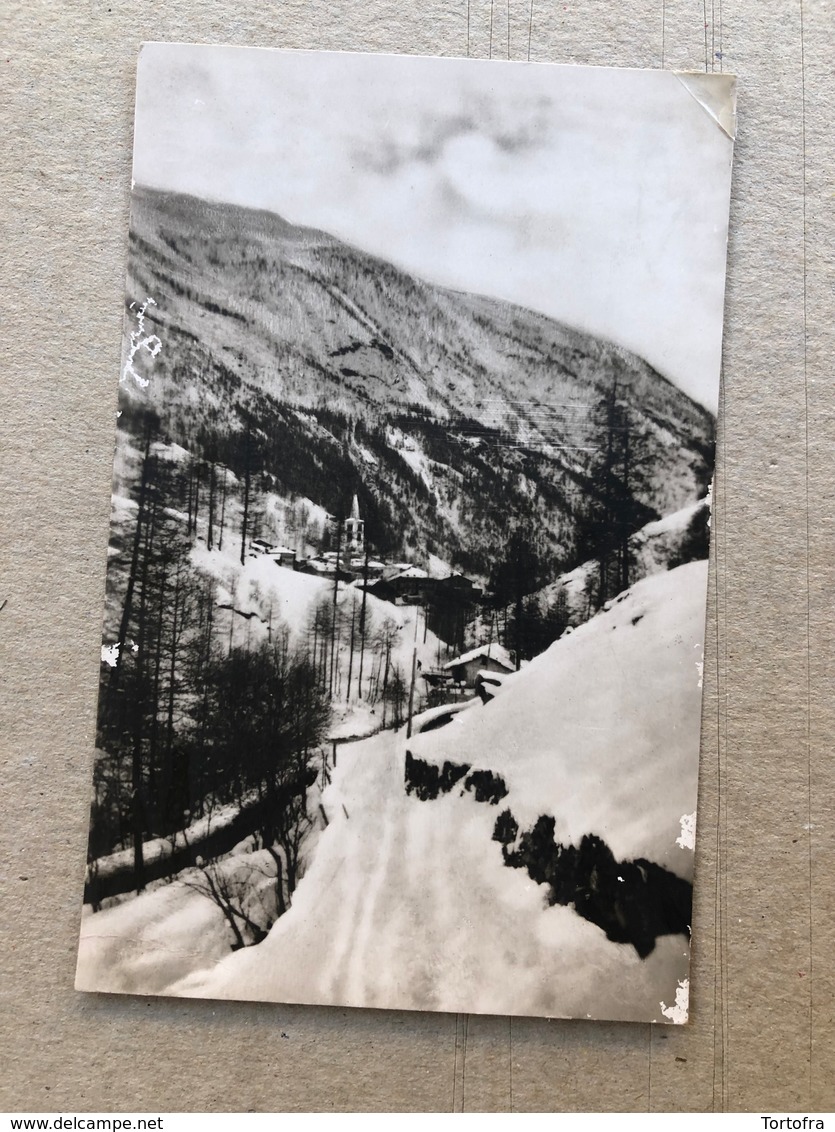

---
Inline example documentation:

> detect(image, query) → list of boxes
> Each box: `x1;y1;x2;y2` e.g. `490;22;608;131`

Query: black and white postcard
76;45;735;1022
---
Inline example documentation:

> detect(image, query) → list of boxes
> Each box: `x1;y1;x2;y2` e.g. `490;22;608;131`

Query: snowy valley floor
77;562;707;1023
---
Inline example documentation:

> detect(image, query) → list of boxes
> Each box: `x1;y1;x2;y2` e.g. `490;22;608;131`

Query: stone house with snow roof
442;643;514;689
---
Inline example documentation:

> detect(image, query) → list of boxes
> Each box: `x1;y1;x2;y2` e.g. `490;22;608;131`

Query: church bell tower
344;494;364;553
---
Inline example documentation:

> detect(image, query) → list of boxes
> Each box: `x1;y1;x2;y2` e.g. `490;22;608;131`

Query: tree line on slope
90;409;331;931
89;407;416;925
89;366;709;943
141;304;686;589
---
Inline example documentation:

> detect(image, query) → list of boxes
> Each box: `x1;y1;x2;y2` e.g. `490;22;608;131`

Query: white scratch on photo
122;297;162;389
676;811;697;850
660;977;690;1025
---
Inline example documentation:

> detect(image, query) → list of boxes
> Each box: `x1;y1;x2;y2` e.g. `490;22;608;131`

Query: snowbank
79;564;705;1021
413;561;707;878
90;800;240;881
76;870;238;996
160;564;705;1021
168;724;689;1021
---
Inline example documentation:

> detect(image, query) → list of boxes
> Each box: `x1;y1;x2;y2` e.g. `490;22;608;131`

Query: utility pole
405;604;420;739
346;594;356;701
329;512;342;699
357;537;370;700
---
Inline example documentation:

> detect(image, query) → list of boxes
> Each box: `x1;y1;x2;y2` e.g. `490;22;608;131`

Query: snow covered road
171;730;689;1021
80;563;704;1022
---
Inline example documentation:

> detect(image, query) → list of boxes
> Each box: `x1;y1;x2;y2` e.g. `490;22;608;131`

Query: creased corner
673;72;737;141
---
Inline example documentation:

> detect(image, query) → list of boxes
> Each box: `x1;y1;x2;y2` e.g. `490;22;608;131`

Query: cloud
351;84;555;177
133;46;732;410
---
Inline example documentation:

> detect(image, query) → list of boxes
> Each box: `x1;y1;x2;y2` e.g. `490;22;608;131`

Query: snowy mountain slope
147;563;706;1021
534;495;711;633
127;187;712;443
411;560;707;878
120;186;715;580
188;543;445;726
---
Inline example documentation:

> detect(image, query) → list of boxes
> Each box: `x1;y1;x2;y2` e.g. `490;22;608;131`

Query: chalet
386;566;432;605
297;555;353;582
270;545;297;569
439;572;481;597
248;539;297;569
348;556;386;578
382;568;483;607
442;643;514;689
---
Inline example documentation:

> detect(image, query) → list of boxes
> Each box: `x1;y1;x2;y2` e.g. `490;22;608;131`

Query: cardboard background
2;0;832;1112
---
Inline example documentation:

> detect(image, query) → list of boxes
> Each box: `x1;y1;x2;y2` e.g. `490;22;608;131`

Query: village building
381;561;415;580
348;556;386;578
439;572;480;597
297;554;353;582
248;539;297;569
359;576;398;602
375;568;484;607
442;643;514;689
385;565;431;605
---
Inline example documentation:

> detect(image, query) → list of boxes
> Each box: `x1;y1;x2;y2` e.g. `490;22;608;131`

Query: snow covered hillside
119;186;715;581
411;560;706;879
189;543;444;733
531;495;711;631
80;152;716;1027
87;561;707;1022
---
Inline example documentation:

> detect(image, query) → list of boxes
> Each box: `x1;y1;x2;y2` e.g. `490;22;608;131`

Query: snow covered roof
394;565;429;580
250;540;295;556
442;643;514;671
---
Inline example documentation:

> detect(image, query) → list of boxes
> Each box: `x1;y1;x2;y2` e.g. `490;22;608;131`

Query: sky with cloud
133;45;734;411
